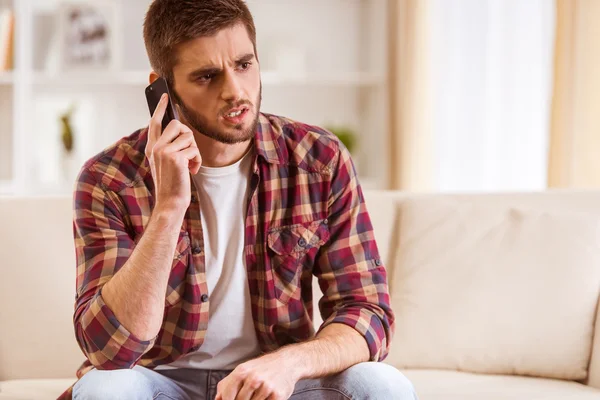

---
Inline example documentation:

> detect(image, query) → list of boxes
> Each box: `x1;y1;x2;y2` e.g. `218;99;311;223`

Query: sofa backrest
2;191;600;387
362;190;600;387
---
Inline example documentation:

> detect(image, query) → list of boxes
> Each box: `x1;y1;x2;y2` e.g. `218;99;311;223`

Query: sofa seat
0;379;75;400
3;369;600;399
403;369;600;400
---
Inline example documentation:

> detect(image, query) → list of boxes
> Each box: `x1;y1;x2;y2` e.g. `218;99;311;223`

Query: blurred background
0;0;597;196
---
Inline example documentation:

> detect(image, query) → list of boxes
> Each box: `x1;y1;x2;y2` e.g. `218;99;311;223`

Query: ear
149;71;160;85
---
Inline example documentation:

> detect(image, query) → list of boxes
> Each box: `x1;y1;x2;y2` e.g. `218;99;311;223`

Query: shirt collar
253;113;285;165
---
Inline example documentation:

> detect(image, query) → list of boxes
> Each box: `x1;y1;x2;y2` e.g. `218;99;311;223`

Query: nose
220;70;244;103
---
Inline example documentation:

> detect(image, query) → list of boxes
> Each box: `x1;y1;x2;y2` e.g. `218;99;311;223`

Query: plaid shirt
58;113;394;399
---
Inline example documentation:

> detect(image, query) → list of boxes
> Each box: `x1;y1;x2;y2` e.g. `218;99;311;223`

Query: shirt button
375;259;382;266
201;294;209;302
191;194;198;203
323;218;329;225
298;238;307;247
192;246;202;255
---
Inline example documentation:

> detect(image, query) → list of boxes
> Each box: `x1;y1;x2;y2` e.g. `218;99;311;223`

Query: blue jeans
73;362;418;400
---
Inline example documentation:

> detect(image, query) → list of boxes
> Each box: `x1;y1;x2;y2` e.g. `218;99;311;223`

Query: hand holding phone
144;78;202;215
146;77;180;131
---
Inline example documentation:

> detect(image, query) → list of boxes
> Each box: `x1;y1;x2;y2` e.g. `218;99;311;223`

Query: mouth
222;105;250;125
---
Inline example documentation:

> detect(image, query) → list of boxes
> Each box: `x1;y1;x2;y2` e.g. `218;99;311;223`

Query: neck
194;133;253;168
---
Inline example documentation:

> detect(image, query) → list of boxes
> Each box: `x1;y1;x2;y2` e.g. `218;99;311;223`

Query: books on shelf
0;8;14;72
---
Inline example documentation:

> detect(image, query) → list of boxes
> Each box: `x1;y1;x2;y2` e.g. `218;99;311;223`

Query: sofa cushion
402;369;600;400
2;372;599;400
387;197;600;380
0;379;76;400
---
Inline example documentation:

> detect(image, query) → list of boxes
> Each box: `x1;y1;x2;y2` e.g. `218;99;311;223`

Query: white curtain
390;0;556;192
430;0;555;192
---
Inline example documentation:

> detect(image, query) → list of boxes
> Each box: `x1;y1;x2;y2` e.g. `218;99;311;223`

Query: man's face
171;23;261;145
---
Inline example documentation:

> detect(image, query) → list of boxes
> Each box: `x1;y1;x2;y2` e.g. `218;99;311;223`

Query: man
60;0;418;399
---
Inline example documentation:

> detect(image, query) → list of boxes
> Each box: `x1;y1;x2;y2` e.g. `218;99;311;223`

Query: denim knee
73;368;155;400
333;362;418;400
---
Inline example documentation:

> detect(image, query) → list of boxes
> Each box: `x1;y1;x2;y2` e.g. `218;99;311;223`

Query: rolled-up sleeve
72;166;155;369
314;143;395;362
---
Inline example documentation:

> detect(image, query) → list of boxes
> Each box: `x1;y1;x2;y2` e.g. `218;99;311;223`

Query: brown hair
143;0;257;84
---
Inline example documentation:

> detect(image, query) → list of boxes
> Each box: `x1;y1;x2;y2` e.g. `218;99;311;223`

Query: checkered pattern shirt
57;113;394;399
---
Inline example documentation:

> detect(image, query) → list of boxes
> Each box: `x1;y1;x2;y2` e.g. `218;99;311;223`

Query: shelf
33;70;150;87
0;72;14;85
30;70;385;88
261;71;385;86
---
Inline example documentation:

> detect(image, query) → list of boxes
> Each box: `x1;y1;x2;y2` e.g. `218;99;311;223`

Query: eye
240;62;251;70
197;74;214;83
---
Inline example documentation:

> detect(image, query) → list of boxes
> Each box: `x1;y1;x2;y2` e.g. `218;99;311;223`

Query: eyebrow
187;53;255;80
236;53;255;64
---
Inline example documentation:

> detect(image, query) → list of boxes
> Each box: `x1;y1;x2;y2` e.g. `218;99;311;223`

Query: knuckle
247;376;261;389
235;364;248;376
262;383;275;394
183;131;194;142
166;151;178;162
152;143;163;155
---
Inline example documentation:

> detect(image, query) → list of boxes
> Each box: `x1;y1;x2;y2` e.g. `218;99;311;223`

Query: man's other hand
215;351;299;400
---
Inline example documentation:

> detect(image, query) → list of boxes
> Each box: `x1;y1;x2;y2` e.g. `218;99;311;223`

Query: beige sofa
2;191;600;399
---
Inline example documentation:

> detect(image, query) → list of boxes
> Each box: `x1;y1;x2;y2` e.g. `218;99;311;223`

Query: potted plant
60;104;78;184
325;125;357;154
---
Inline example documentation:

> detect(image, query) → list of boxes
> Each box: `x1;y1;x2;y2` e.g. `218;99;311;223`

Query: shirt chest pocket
165;230;191;307
267;219;330;304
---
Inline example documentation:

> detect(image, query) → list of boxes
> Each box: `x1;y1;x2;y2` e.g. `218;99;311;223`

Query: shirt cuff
317;306;391;362
77;288;156;368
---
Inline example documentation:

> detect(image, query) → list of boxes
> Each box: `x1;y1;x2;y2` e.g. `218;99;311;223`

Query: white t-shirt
157;148;261;370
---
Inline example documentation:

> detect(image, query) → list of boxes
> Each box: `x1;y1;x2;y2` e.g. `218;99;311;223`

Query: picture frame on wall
55;1;121;71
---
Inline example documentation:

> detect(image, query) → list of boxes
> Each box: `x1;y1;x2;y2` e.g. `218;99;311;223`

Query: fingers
237;379;262;400
162;130;196;153
147;93;168;148
217;379;243;400
250;383;273;400
147;118;194;161
160;119;193;145
178;147;202;174
162;130;201;174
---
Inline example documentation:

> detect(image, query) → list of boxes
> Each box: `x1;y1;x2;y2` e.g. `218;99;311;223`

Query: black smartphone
145;77;180;131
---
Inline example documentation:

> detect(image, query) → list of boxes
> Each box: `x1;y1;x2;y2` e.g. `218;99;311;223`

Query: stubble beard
173;85;262;145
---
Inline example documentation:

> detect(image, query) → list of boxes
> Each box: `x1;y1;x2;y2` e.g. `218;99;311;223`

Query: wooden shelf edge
29;70;386;87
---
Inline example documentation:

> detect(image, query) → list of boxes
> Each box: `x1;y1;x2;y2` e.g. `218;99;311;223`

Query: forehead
174;23;255;69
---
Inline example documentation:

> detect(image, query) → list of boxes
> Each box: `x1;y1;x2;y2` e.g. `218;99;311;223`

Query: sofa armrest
587;299;600;388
